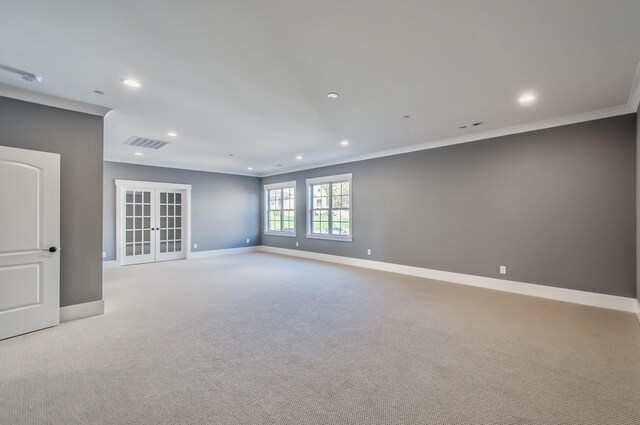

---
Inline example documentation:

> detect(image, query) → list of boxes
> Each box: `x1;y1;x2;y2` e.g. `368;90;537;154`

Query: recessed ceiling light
340;140;349;146
134;152;143;156
247;167;253;170
519;93;536;104
167;132;177;137
327;92;338;99
296;155;303;160
458;121;483;129
122;79;141;88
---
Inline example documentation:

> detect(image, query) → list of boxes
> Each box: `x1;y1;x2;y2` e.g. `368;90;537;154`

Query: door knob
44;247;57;253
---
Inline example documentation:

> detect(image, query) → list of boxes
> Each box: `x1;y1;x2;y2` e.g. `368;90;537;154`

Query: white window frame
306;173;353;242
263;181;297;237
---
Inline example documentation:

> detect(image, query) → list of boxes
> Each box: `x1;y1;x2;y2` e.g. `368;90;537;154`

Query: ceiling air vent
124;137;170;150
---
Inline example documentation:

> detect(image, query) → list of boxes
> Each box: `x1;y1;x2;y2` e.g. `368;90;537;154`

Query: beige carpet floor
1;252;640;424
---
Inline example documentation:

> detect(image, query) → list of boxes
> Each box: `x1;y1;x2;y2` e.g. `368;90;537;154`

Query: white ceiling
1;0;639;177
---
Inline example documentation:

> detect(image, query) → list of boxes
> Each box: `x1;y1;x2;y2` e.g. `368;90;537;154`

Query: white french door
156;190;186;262
122;188;156;265
0;146;60;340
116;180;191;266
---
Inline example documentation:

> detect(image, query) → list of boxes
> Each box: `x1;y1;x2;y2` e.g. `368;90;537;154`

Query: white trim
188;246;259;259
264;231;296;237
264;180;296;190
635;300;640;325
263;180;297;237
261;104;634;177
306;173;353;185
0;83;112;117
103;247;258;265
306;234;353;242
104;158;258;178
60;300;104;322
258;246;637;313
102;260;119;269
306;173;353;241
115;179;192;191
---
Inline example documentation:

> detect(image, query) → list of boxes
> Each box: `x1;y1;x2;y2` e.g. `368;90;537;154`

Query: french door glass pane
158;190;183;255
124;188;186;261
124;189;152;257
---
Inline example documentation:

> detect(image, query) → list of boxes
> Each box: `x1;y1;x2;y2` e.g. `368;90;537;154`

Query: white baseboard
103;246;259;268
635;300;640;325
102;260;119;269
258;246;637;313
188;246;259;259
60;299;105;322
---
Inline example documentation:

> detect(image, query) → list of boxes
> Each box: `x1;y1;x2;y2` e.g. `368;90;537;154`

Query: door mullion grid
328;183;333;233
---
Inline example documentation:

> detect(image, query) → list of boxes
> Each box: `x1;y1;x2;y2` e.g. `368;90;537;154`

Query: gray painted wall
0;96;104;307
263;114;637;298
103;161;261;260
637;110;640;303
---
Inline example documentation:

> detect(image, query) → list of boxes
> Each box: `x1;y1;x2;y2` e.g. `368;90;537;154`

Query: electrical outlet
102;251;107;258
193;243;198;249
295;241;299;247
499;265;507;275
246;238;250;244
367;249;372;256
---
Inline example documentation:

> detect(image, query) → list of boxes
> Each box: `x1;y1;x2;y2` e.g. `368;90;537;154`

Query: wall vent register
124;137;171;150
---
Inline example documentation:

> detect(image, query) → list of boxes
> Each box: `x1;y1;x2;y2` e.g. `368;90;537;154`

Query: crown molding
260;103;635;177
103;158;259;178
0;83;111;117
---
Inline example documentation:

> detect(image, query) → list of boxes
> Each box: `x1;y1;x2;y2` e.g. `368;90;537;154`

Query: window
306;173;352;241
264;181;296;236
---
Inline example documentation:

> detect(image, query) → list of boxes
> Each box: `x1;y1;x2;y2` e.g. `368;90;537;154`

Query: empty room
1;1;640;424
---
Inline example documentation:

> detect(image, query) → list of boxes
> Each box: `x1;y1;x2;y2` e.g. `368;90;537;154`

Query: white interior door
155;190;186;262
0;145;60;340
116;180;190;266
121;188;156;266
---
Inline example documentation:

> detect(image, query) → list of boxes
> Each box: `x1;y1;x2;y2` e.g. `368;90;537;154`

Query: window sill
306;234;352;242
264;231;297;238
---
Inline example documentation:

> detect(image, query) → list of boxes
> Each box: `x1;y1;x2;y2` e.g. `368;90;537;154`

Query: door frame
115;179;192;266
